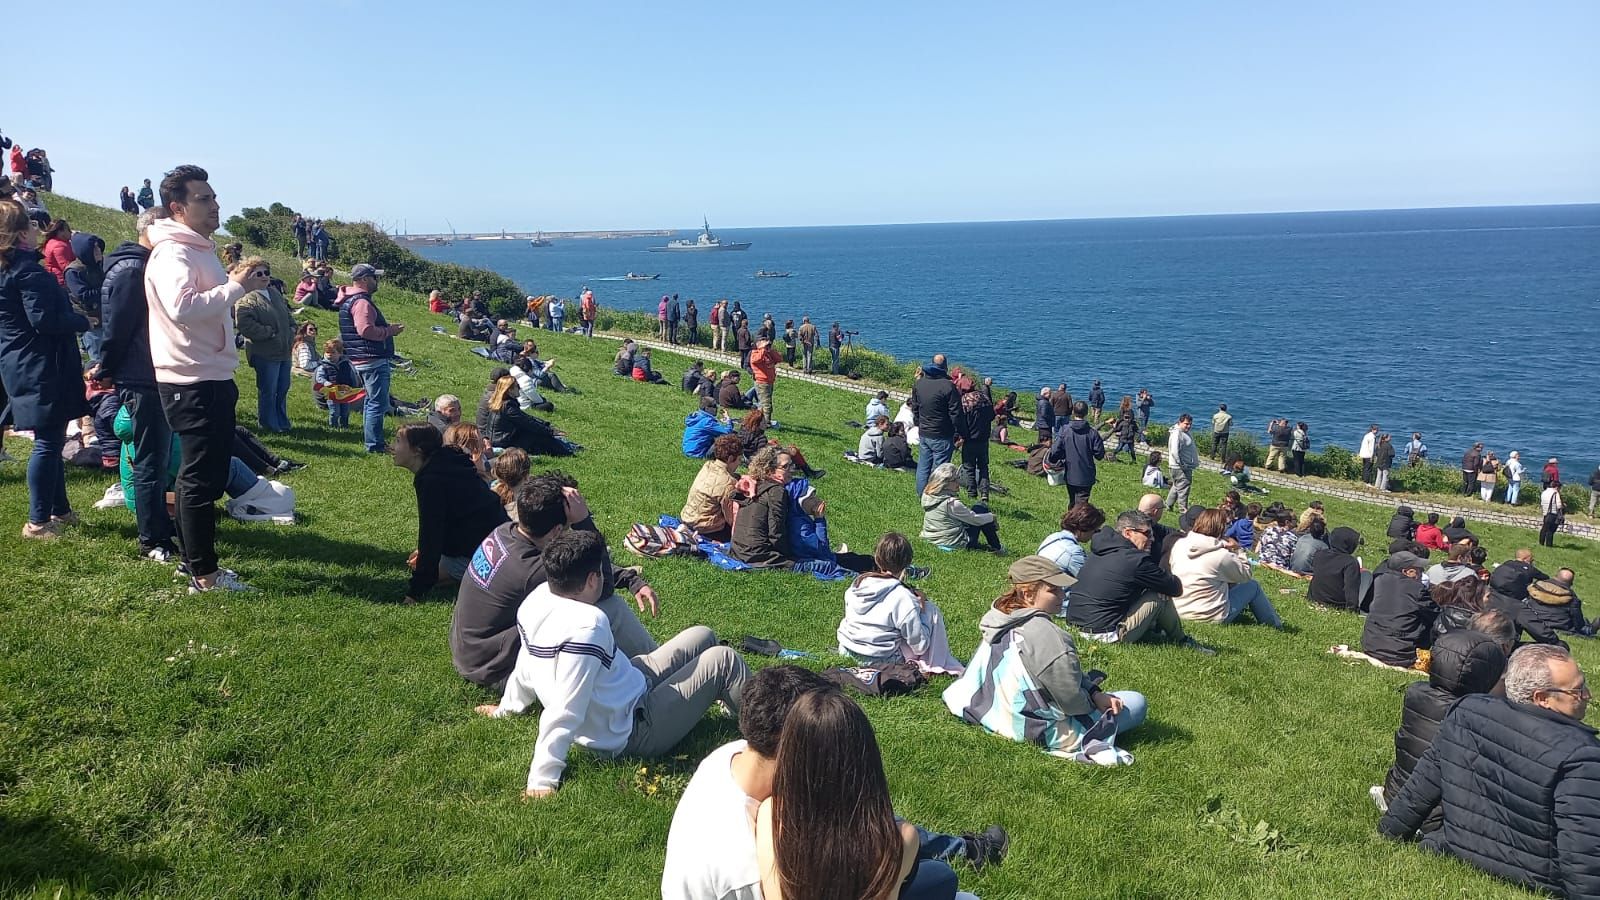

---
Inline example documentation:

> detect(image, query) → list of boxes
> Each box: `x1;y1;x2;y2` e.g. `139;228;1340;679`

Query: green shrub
1145;423;1170;448
1309;445;1362;481
1389;463;1471;497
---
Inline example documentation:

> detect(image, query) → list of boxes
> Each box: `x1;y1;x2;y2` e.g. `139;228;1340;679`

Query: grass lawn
3;195;1597;899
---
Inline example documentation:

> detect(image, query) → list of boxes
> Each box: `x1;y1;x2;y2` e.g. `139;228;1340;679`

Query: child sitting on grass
1224;502;1260;550
1141;451;1168;489
631;346;668;384
476;530;750;797
835;533;958;674
313;339;360;428
1229;460;1266;493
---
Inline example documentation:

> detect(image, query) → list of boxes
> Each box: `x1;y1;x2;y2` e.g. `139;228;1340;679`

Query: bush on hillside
226;206;528;318
1389;463;1473;498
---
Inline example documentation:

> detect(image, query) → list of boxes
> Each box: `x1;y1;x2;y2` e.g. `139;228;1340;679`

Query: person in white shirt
1358;424;1380;485
475;530;749;796
1504;450;1526;505
866;390;891;425
661;665;1005;900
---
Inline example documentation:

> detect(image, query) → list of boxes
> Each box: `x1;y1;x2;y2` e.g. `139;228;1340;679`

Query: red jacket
1544;463;1561;485
42;237;76;287
428;295;448;313
1415;523;1449;552
751;345;778;384
8;145;23;175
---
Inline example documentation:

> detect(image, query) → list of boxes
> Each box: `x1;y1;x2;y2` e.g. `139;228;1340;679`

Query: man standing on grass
1166;414;1198;512
750;336;778;425
1358;424;1380;484
1049;400;1105;508
1461;442;1483;495
828;321;844;374
337;263;404;453
797;315;818;373
1266;417;1292;472
909;353;963;495
1210;403;1232;461
145;165;269;593
94;207;178;563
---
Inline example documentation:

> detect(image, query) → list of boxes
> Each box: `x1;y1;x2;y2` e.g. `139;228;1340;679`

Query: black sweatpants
159;379;237;579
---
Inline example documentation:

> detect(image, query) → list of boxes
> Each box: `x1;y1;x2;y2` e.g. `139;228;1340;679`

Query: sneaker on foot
905;565;930;580
143;544;179;564
21;521;61;540
277;459;307;473
189;569;256;594
961;825;1010;869
808;468;826;479
51;511;80;527
1369;784;1389;812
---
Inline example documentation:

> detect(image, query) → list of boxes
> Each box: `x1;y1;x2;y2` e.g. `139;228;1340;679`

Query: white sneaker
143;545;178;564
1369;784;1388;813
189;569;256;594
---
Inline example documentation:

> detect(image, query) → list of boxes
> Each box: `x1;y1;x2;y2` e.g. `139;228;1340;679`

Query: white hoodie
143;218;245;384
1169;532;1254;623
496;583;646;791
837;574;929;661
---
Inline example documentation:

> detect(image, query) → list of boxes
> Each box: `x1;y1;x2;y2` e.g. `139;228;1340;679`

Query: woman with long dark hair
756;689;953;900
0;201;90;538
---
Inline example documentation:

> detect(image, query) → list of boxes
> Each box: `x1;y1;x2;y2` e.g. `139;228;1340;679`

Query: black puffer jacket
1519;579;1590;649
1441;516;1477;545
1381;631;1507;829
908;365;963;439
1489;559;1547;606
1307;526;1364;611
1380;695;1600;899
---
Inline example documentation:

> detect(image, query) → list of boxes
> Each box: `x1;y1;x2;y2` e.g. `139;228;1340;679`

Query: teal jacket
113;405;179;511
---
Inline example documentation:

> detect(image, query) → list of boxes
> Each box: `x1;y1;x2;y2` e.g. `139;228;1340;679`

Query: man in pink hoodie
144;164;268;593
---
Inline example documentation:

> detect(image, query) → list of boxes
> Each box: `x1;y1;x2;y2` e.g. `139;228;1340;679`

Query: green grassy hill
3;194;1595;898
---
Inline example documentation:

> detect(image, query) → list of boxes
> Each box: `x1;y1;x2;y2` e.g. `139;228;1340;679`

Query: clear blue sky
13;1;1597;231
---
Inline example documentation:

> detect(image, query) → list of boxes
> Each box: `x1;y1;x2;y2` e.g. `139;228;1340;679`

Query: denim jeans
916;434;954;495
581;318;594;337
550;315;563;333
119;387;173;549
81;327;103;361
802;345;815;372
26;419;70;525
225;456;258;497
829;346;841;374
329;401;351;427
1109;689;1148;732
250;355;292;432
1223;580;1284;628
354;360;392;452
1505;480;1521;505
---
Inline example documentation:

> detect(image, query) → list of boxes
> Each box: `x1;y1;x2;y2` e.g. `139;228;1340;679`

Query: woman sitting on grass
943;555;1147;766
681;433;743;541
835;533;952;672
920;463;1003;554
444;422;492;482
736;409;824;479
480;375;577;458
880;421;914;471
1256;507;1299;572
393;423;508;605
290;322;320;375
1169;508;1284;628
490;447;530;521
1037;501;1103;578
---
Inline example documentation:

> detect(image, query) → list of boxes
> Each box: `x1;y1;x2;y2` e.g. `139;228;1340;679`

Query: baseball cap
1388;551;1430;573
1008;555;1076;588
350;263;385;280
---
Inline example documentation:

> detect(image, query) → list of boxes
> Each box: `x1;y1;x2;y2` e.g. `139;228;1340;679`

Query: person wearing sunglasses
1380;644;1600;897
1064;509;1212;653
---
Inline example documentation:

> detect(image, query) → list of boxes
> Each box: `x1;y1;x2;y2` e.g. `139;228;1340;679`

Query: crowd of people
4;150;1600;897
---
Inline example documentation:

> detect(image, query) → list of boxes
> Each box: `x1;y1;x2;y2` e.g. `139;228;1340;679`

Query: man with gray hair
1380;644;1600;897
1064;509;1211;653
428;394;461;435
91;206;178;563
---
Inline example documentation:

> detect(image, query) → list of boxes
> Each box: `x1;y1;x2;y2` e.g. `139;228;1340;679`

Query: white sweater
143;219;245;384
496;583;646;791
837;575;929;660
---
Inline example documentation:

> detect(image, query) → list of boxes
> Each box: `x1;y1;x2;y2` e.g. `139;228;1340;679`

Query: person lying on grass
452;472;660;692
943;555;1149;765
661;664;1007;900
919;463;1003;554
836;532;950;671
476;529;748;798
480;375;577;457
393;422;507;605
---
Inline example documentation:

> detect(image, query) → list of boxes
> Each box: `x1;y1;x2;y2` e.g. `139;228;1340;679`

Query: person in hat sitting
1361;551;1439;670
942;555;1148;765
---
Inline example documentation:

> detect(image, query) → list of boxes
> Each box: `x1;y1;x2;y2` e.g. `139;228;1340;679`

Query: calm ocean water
415;206;1600;468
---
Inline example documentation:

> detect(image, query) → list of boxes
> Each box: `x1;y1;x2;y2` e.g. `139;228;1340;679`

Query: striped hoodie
496;583;646;791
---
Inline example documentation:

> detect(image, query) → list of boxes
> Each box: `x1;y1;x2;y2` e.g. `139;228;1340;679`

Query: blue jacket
784;478;832;562
1224;517;1255;550
97;241;156;389
1048;418;1106;488
0;249;90;429
682;409;732;457
337;290;395;363
1035;395;1055;433
64;232;105;315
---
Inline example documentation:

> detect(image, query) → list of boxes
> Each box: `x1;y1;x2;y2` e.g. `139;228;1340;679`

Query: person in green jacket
233;262;297;433
115;404;258;514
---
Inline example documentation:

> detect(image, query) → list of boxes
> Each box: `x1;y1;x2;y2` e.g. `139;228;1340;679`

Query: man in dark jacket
1379;645;1600;899
1441;516;1477;545
1488;549;1547;619
1308;526;1368;611
909;354;963;495
1385;505;1418;542
1064;511;1204;650
1034;387;1055;445
1520;570;1589;649
91;209;177;561
394;423;508;604
64;232;105;359
337;263;403;453
1086;380;1105;424
1360;552;1437;668
1461;443;1483;495
1048;400;1106;508
450;474;658;691
1376;630;1508;829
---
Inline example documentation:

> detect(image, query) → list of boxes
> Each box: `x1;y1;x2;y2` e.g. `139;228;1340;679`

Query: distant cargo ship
649;218;751;252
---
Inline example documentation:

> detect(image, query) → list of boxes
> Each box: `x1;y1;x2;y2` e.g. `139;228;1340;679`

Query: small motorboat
755;270;792;278
624;272;661;281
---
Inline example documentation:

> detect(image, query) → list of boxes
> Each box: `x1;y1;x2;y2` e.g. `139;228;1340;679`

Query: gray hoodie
977;604;1094;716
857;424;885;462
837;574;928;661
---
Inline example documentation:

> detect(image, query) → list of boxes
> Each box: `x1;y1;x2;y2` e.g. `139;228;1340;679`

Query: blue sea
415;205;1600;468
